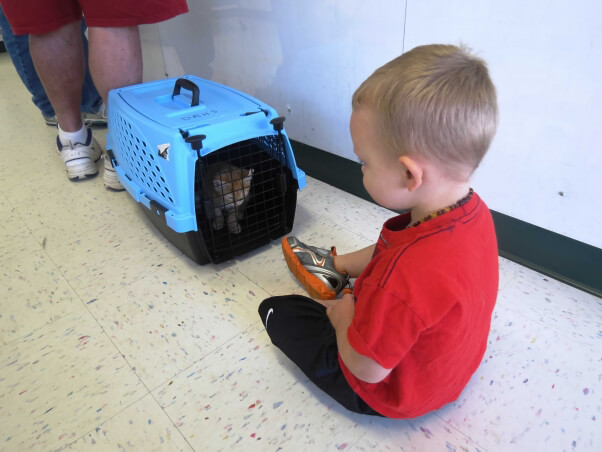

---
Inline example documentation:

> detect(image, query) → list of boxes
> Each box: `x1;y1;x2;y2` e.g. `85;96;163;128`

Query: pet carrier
106;76;306;264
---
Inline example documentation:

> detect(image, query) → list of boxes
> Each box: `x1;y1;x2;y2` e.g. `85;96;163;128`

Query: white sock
58;124;89;146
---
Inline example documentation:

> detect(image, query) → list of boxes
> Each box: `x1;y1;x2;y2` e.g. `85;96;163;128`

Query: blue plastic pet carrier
106;76;306;264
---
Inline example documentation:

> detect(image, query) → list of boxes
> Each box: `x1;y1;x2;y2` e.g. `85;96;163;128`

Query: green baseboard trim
291;140;602;298
491;212;602;297
292;140;372;202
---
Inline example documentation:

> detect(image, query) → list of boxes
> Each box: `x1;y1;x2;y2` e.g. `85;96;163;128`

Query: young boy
258;44;499;418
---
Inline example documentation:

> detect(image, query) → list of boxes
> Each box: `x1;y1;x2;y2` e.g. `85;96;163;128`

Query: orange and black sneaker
282;236;349;300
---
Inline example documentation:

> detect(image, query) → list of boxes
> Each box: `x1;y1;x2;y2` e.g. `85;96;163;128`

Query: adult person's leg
84;0;188;187
29;20;101;180
0;6;55;119
87;26;142;104
87;26;143;190
2;0;187;184
78;19;104;121
29;20;84;132
0;7;104;126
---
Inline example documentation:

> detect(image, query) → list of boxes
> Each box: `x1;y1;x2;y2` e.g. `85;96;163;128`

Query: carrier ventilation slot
114;113;175;206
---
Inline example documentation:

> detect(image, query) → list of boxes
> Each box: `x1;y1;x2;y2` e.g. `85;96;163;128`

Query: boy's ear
399;155;423;192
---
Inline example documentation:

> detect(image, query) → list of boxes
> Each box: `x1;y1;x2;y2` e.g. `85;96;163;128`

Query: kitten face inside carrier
208;162;254;234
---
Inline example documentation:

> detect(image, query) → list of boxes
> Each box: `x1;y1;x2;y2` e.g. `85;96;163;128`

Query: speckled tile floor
0;53;600;452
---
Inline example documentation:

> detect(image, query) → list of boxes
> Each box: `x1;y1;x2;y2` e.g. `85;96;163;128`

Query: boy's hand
326;292;355;331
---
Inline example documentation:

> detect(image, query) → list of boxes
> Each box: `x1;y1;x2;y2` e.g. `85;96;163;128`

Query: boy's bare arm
326;293;392;384
334;244;376;279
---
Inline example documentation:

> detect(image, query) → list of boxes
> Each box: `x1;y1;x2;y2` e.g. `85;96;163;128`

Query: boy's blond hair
352;44;498;179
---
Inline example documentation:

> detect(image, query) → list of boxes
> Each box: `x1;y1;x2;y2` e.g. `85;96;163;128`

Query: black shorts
258;294;382;416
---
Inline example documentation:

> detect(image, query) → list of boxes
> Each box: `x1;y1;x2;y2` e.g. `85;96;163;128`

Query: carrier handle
172;78;200;107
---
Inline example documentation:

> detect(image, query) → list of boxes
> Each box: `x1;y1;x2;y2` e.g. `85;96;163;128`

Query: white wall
150;0;406;160
142;0;602;249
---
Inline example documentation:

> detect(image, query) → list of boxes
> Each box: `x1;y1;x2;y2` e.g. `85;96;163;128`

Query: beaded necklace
407;188;474;229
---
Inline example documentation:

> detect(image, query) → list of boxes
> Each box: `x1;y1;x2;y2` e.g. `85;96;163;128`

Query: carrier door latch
179;129;206;156
270;116;286;132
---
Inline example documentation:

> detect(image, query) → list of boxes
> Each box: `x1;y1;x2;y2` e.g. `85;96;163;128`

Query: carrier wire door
196;132;298;263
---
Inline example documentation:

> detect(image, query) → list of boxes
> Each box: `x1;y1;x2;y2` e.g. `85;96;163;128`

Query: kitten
206;162;254;234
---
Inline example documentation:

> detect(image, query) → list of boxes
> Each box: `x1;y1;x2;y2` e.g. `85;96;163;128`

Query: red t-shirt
340;193;499;418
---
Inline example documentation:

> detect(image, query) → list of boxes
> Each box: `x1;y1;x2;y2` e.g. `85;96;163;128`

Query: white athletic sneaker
84;103;107;127
56;128;101;180
44;114;58;127
103;153;124;191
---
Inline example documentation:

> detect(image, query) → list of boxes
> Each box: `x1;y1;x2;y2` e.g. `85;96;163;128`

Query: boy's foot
56;128;101;180
282;236;349;300
103;153;125;191
84;103;107;127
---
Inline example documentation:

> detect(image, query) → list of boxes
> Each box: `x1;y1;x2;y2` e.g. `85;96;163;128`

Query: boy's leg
258;295;381;416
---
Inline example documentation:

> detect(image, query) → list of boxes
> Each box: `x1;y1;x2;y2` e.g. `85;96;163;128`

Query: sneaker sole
103;161;125;191
282;237;338;300
104;181;125;191
103;172;125;191
84;118;108;127
65;158;99;180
